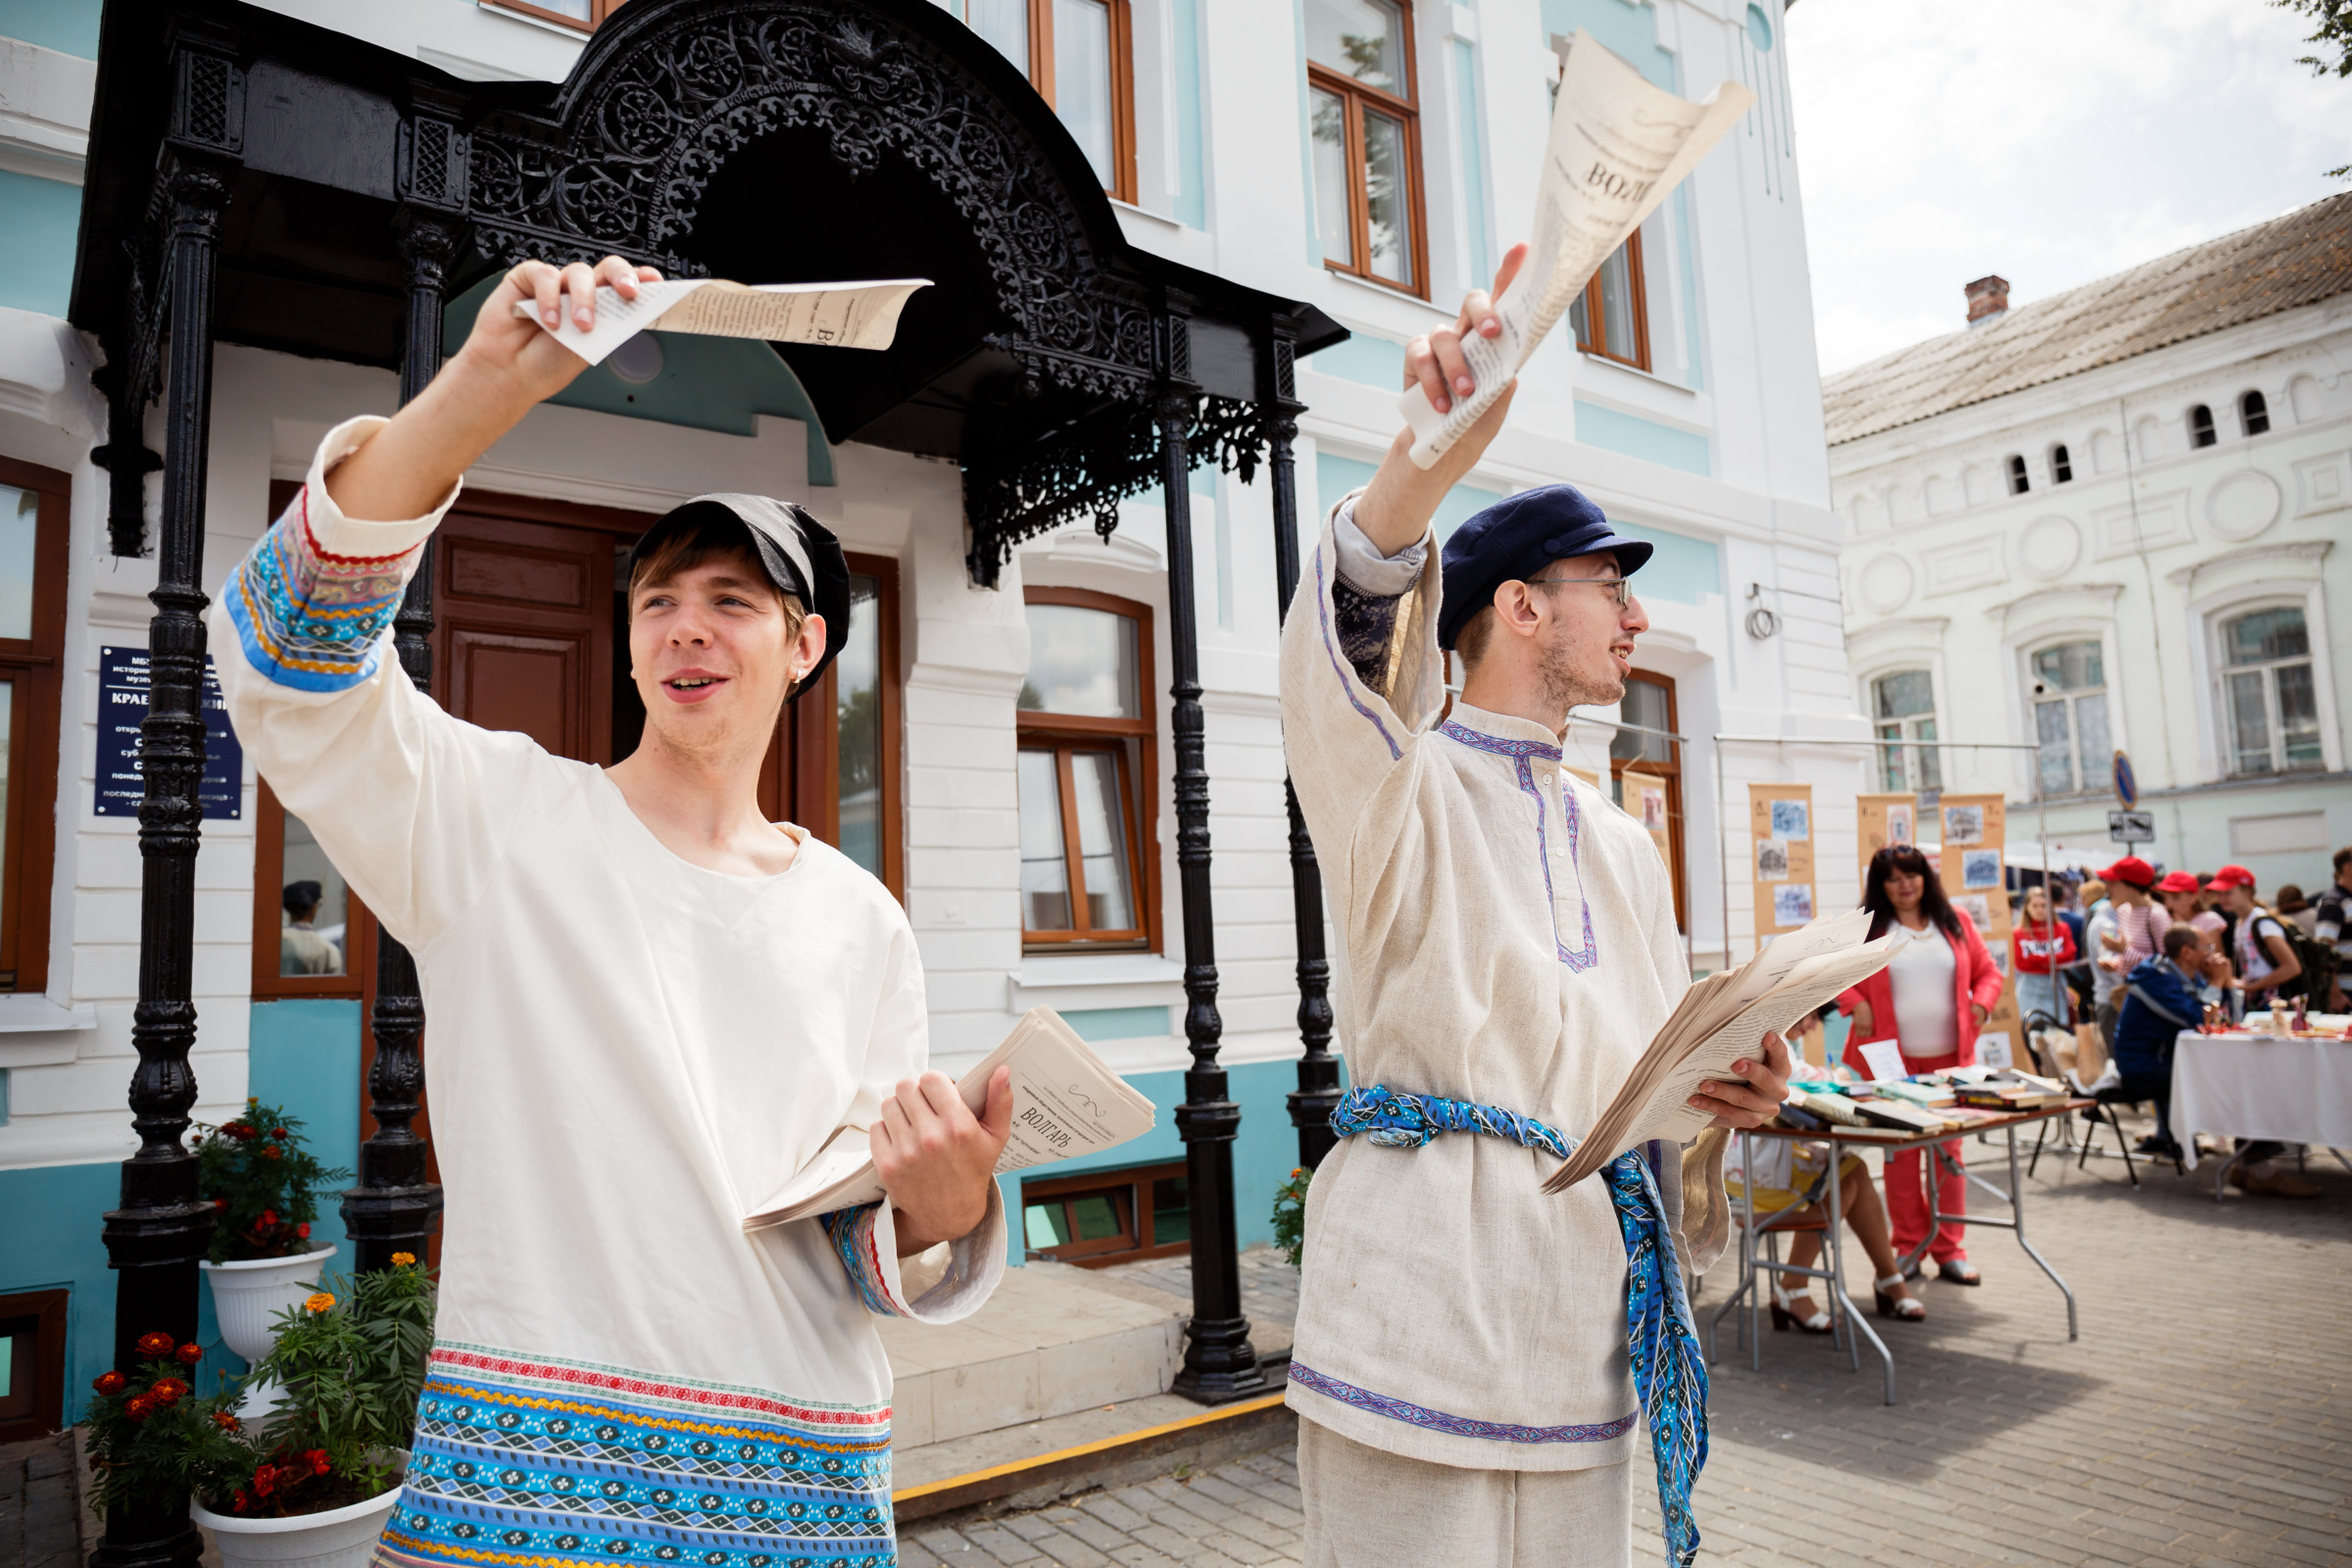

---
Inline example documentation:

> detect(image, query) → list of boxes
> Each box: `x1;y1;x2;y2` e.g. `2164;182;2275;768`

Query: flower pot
201;1247;338;1365
192;1473;402;1568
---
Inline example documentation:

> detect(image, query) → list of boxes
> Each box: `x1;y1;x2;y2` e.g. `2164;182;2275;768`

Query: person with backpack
2308;848;2351;1010
2201;866;2321;1197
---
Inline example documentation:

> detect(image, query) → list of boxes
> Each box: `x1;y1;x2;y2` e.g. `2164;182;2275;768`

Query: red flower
251;1464;277;1498
123;1396;154;1422
213;1199;228;1211
93;1371;126;1395
151;1378;188;1405
135;1331;176;1358
232;1492;250;1514
270;1128;288;1139
214;1411;241;1432
260;1209;277;1229
262;1146;281;1160
304;1448;330;1477
296;1223;311;1239
175;1343;203;1365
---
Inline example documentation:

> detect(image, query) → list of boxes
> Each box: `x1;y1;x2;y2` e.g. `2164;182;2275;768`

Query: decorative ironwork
95;146;232;1568
465;1;1157;400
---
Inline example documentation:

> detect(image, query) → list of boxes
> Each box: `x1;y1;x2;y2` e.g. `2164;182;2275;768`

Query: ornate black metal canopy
71;0;1343;583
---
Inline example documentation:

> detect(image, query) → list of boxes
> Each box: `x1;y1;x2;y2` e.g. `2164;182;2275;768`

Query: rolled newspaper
1399;32;1754;468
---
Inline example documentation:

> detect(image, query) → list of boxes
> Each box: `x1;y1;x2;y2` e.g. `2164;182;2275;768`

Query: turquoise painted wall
1314;453;1500;544
1304;333;1405;392
996;1055;1335;1265
1541;0;1676;92
0;1000;365;1419
0;171;83;319
1172;0;1207;229
1060;1005;1171;1042
1608;518;1720;607
1573;398;1711;477
0;0;100;56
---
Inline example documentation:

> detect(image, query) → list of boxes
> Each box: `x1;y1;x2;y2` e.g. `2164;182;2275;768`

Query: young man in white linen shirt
210;255;1012;1568
1277;248;1791;1568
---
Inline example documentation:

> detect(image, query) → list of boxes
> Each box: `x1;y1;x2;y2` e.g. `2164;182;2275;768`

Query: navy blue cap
1437;484;1654;651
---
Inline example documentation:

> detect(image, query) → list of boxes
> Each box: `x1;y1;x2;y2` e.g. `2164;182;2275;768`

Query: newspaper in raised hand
516;277;932;368
1399;31;1754;469
741;1006;1156;1232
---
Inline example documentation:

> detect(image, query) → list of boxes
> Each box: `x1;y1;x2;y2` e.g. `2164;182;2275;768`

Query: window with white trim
2219;606;2323;776
2029;640;2110;796
1871;669;1942;793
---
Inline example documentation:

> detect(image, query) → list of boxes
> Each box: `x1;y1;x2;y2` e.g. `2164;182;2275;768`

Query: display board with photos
1622;769;1673;870
1936;793;2023;1068
1748;782;1817;939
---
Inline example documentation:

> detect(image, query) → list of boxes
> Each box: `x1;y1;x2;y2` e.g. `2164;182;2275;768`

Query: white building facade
0;0;1850;1419
1826;198;2352;893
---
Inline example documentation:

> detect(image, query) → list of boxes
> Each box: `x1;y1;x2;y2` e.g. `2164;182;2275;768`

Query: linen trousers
1886;1050;1968;1264
1298;1416;1634;1568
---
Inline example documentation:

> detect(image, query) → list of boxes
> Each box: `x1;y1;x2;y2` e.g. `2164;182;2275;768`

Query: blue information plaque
94;646;244;819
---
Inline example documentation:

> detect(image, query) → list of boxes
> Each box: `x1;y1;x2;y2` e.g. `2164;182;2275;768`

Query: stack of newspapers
742;1007;1155;1231
1545;908;1901;1192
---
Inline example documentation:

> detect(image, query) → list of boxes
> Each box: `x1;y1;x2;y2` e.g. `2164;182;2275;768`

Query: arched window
2029;640;2109;796
2049;443;2073;483
1871;669;1942;793
2005;454;2030;495
2240;389;2270;436
1018;589;1156;947
2188;404;2217;448
2219;606;2321;775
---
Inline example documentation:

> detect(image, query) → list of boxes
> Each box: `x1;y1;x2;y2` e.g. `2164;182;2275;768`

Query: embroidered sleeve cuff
821;1185;1007;1322
1331;496;1431;596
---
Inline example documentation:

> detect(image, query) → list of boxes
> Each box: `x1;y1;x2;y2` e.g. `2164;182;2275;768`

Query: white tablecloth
2171;1031;2352;1168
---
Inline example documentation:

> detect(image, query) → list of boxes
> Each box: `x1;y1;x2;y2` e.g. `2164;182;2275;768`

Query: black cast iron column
342;211;460;1273
1158;345;1266;1401
94;148;231;1568
1262;326;1340;1170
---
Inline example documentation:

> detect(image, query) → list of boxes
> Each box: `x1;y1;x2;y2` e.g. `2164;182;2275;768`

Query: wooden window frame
1610;669;1686;932
1017;587;1159;954
1021;1158;1189;1266
1572;230;1650;369
250;776;373;1001
486;0;626;32
0;1288;69;1442
0;456;66;996
1307;0;1430;299
1024;0;1139;205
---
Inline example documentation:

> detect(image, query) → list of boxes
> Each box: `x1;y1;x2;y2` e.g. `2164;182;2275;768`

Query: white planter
201;1247;338;1365
192;1477;401;1568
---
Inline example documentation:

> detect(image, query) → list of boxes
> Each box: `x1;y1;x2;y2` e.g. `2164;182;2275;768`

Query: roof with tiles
1822;192;2352;447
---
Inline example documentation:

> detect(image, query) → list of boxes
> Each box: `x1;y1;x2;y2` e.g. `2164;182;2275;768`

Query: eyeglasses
1526;574;1635;609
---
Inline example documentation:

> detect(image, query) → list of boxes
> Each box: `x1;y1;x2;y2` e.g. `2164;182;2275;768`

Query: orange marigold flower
304;1292;334;1314
151;1379;186;1406
391;1251;416;1267
247;1096;259;1105
176;1344;203;1365
123;1396;154;1421
214;1411;241;1432
135;1331;175;1357
262;1146;282;1160
270;1128;288;1139
93;1371;127;1395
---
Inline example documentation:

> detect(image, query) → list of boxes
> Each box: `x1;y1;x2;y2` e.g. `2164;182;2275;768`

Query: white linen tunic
1277;502;1701;1473
210;418;1004;1568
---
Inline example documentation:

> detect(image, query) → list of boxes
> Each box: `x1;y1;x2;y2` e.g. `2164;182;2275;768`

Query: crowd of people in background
2015;846;2350;1197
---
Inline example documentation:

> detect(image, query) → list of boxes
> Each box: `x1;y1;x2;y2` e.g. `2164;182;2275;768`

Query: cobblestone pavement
0;1435;79;1568
904;1127;2352;1568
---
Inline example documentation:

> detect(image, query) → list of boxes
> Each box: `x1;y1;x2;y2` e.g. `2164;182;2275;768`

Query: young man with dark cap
212;255;1012;1565
1277;249;1789;1568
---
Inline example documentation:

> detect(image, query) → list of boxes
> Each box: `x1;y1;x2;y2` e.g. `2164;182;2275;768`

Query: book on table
740;1007;1156;1232
1544;908;1903;1192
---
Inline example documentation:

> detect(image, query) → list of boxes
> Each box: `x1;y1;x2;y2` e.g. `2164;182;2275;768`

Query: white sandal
1874;1274;1927;1321
1770;1282;1835;1334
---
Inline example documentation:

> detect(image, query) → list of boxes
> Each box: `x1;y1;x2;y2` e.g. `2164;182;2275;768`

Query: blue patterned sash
1330;1084;1709;1568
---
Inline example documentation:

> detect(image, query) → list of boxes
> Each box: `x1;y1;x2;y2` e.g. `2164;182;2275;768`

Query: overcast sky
1785;0;2352;374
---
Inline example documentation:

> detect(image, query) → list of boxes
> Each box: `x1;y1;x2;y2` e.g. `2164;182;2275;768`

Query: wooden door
431;506;619;763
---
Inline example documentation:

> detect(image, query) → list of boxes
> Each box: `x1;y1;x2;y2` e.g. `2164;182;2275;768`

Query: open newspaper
1400;32;1754;468
1543;908;1901;1192
742;1006;1155;1232
518;277;932;367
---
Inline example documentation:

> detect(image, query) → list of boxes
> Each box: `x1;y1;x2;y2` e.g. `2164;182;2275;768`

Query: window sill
1575;348;1698;398
1007;953;1184;1015
1325;269;1447;320
0;997;96;1068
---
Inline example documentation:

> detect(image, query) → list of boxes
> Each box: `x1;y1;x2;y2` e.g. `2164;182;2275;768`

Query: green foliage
2276;0;2352;77
191;1098;353;1262
236;1258;438;1511
1271;1165;1311;1270
81;1338;250;1515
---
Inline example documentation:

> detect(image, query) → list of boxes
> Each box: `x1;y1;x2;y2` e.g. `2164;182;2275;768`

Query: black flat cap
1437;484;1655;651
626;494;851;698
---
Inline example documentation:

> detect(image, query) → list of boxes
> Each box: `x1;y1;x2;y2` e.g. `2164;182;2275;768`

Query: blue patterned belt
1331;1085;1709;1568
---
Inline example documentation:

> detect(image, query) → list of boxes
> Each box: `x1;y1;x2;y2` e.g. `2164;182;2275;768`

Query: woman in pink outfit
1835;846;2007;1285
